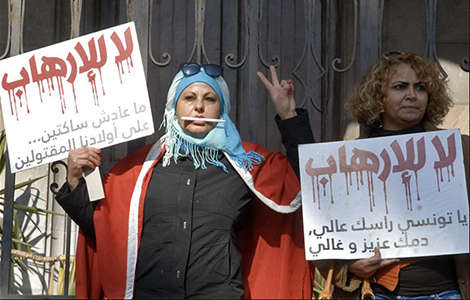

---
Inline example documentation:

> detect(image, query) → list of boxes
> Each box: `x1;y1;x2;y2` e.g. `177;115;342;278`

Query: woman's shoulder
423;122;469;140
240;141;288;161
423;122;441;132
241;140;267;153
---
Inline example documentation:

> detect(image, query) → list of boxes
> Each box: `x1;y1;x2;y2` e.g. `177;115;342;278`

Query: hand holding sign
67;147;101;191
348;247;399;278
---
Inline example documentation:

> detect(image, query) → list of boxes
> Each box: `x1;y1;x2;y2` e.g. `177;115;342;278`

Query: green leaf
0;176;46;196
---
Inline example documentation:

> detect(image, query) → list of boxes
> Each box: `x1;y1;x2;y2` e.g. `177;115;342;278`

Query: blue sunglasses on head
180;62;223;78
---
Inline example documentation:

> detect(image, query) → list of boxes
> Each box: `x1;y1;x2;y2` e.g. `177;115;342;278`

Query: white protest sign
0;21;154;174
299;129;469;260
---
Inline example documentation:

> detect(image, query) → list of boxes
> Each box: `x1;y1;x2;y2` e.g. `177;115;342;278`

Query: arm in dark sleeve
55;177;97;240
275;108;315;178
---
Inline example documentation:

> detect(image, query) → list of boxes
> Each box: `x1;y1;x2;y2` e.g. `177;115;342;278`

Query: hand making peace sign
257;65;298;120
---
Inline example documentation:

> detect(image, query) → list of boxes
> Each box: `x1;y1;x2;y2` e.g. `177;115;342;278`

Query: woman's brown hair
346;51;453;128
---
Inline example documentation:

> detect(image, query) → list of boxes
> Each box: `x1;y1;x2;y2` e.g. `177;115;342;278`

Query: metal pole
0;0;23;296
0;155;16;297
247;0;260;143
126;0;150;154
63;217;71;295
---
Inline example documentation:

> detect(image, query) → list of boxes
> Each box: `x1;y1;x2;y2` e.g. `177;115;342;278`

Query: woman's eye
416;85;426;91
185;96;195;101
205;97;216;102
393;84;404;90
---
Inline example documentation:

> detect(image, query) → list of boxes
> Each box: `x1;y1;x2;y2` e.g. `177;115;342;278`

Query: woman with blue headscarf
56;64;315;299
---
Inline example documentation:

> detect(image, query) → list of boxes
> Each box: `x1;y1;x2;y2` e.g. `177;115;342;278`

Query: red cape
75;140;315;299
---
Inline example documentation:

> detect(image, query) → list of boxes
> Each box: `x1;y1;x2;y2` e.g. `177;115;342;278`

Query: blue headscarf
161;66;264;172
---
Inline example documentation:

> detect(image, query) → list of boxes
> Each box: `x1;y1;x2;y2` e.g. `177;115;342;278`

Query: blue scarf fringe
169;129;264;173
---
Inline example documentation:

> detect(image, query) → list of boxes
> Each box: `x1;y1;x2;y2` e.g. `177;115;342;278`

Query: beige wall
441;60;469;135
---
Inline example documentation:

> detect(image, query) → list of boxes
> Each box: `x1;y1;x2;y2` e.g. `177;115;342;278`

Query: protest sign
0;21;154;174
299;129;469;260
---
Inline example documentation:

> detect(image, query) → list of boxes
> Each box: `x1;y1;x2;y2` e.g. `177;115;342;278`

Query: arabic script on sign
299;130;469;260
0;22;154;173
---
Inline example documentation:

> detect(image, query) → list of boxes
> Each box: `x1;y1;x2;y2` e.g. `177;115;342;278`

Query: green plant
312;267;327;299
0;129;69;293
0;129;60;252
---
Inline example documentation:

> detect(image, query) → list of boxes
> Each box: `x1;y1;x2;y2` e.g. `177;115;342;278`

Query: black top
134;153;250;299
368;123;459;296
56;109;315;299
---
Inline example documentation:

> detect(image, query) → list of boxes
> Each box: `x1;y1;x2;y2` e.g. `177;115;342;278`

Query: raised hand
257;65;297;120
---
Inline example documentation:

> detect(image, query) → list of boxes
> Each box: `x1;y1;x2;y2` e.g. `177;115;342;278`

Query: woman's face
176;82;221;138
382;63;428;131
